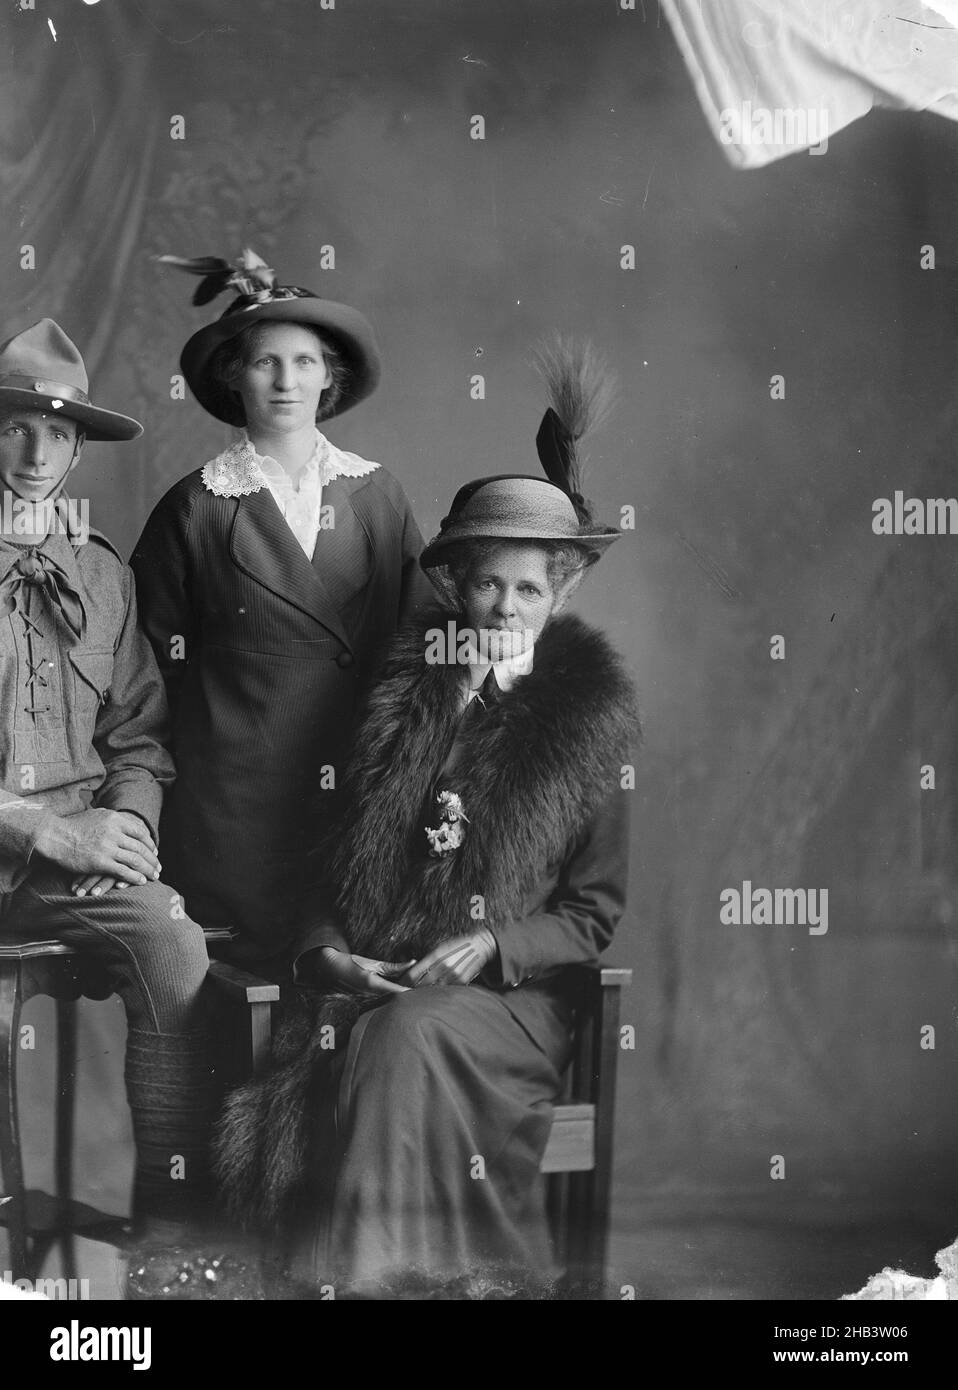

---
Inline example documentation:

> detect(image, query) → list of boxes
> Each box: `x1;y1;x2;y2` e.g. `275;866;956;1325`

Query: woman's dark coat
130;463;431;963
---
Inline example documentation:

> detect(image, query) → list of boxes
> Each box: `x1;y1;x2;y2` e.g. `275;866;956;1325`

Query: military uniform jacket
0;521;173;895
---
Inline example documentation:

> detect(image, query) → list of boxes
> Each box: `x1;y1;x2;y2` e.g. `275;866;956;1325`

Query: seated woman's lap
336;979;574;1166
319;980;575;1283
342;981;572;1098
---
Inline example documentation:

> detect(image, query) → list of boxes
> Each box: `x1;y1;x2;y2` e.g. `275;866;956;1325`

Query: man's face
0;408;81;501
236;323;333;436
462;542;558;660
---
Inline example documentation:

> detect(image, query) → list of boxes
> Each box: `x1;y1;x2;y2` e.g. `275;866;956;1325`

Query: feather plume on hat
532;336;616;524
155;248;277;306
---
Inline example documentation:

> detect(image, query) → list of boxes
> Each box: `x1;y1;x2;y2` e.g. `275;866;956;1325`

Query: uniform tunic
0;519;211;1225
0;524;172;888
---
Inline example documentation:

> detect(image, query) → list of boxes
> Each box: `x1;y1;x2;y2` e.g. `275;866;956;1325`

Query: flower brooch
425;790;469;857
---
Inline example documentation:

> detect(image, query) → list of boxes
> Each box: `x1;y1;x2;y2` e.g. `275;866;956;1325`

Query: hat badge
32;381;63;408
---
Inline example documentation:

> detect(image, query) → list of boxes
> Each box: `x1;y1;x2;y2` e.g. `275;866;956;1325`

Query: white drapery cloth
662;0;958;167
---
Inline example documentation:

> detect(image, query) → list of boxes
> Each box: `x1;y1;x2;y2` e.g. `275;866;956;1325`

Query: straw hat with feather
420;338;621;572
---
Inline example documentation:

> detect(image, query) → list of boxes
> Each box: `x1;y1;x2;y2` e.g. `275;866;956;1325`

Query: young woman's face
461;543;557;660
236;323;332;435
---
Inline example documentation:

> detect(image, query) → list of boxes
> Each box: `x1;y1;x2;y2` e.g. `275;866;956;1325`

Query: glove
317;948;414;996
403;927;498;987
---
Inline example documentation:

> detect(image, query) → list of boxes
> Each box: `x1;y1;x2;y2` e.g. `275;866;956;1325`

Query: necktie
0;547;87;641
468;665;501;712
433;667;500;790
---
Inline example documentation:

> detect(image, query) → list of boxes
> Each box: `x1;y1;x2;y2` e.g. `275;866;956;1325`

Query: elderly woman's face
461;543;557;660
236;323;332;435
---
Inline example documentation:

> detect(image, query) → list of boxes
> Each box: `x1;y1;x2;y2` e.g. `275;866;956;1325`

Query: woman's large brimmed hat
160;249;381;425
420;338;621;571
0;319;142;441
420;475;620;569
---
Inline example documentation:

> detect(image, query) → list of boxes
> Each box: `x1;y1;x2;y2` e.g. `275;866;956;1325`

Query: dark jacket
130;460;432;961
215;606;639;1223
0;526;174;894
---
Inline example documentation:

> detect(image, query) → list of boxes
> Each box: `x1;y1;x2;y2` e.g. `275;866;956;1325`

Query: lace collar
200;430;380;498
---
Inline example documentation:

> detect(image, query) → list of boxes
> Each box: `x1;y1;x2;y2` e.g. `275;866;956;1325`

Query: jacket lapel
229;487;353;650
310;475;373;615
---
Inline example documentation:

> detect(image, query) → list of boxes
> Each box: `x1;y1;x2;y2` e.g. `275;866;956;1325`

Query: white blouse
200;429;380;559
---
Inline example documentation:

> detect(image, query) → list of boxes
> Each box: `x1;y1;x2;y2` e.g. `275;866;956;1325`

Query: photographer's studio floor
6;997;954;1300
3;1205;951;1302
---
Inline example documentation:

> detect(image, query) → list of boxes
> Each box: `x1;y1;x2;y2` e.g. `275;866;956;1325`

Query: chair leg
0;962;28;1279
545;1170;569;1269
55;998;77;1283
563;973;625;1292
578;976;625;1289
249;1000;274;1077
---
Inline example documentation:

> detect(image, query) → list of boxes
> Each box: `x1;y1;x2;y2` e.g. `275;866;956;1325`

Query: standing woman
131;251;431;971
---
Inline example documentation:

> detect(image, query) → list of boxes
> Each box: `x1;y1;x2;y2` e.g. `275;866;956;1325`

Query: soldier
0;319;215;1289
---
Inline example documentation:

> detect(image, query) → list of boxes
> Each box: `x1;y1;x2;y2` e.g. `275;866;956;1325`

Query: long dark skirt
288;979;576;1294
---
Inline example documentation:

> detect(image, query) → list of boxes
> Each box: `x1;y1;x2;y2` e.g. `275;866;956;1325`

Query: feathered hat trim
533;336;615;526
157;247;382;423
419;336;621;571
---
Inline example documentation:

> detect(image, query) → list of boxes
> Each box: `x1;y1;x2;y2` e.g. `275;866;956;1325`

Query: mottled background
2;0;958;1298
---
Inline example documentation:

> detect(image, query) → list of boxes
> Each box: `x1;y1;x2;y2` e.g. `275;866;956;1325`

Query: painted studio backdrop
3;0;958;1298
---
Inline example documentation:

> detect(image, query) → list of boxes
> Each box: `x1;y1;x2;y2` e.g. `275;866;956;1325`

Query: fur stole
214;607;639;1225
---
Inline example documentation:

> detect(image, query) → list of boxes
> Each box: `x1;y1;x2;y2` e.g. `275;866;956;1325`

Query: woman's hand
403;928;497;987
318;947;415;996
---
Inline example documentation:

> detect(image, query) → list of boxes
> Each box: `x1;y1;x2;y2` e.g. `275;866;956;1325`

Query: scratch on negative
894;15;957;28
675;531;740;599
642;163;656;211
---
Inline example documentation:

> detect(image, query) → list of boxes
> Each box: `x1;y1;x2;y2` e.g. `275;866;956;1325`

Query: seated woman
216;344;640;1298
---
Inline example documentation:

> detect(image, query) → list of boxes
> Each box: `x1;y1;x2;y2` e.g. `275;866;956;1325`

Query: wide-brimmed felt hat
420;475;620;570
162;250;381;425
0;319;142;441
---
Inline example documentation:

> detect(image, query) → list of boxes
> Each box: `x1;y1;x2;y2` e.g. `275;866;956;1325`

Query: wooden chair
0;928;278;1282
2;945;628;1290
541;963;632;1287
235;958;632;1289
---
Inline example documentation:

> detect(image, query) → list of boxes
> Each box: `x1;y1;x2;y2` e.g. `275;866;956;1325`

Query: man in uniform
0;320;213;1280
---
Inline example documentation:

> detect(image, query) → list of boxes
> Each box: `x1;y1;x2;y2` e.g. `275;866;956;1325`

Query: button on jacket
0;526;174;894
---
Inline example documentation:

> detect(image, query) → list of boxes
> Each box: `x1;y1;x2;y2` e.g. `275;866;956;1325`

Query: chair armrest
567;961;631;1104
206;962;279;1080
566;961;633;991
206;960;280;1005
597;965;633;989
